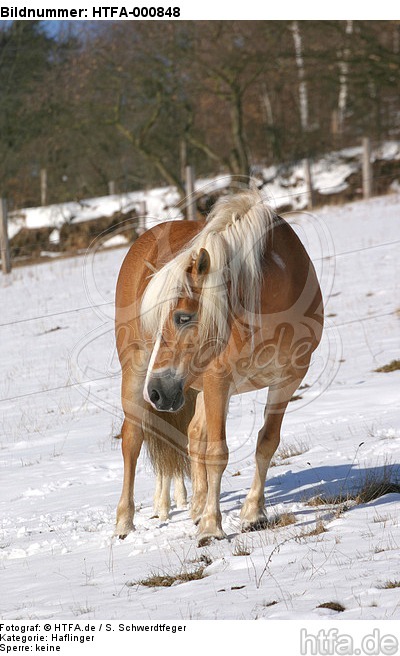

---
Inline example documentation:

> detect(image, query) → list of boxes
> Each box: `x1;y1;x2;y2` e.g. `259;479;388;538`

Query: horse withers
114;190;323;546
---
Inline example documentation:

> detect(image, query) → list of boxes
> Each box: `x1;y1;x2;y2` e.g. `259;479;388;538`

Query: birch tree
337;20;353;134
290;21;309;133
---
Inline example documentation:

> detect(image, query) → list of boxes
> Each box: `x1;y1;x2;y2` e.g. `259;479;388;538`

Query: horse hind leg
152;472;172;521
173;472;187;508
114;360;148;538
115;415;144;539
240;378;303;532
152;471;187;520
152;471;187;522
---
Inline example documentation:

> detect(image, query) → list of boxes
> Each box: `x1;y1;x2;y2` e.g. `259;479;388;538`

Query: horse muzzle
145;371;185;412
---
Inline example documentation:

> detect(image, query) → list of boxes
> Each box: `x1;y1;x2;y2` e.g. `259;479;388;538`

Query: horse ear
195;248;210;276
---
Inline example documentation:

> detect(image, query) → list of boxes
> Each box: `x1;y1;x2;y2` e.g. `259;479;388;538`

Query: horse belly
231;369;282;395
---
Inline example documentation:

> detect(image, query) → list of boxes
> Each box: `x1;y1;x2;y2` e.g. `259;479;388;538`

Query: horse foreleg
240;378;303;531
188;392;208;525
197;382;230;547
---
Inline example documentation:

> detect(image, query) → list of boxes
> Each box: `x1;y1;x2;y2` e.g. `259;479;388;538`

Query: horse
114;189;323;546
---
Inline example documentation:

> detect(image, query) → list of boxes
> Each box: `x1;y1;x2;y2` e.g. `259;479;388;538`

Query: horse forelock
140;190;276;344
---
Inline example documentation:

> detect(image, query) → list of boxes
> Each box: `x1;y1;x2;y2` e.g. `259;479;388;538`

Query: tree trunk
230;86;250;179
337;20;353;135
291;21;309;133
116;122;185;197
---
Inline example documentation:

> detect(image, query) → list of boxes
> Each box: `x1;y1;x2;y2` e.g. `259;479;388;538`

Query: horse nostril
149;389;160;405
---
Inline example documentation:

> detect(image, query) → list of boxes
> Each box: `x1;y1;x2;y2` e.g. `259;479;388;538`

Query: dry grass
276;440;309;460
378;580;400;589
10;210;138;262
375;359;400;373
59;210;138;251
232;539;252;557
317;601;345;612
373;513;389;524
241;511;296;533
10;226;54;258
131;566;205;588
306;494;350;507
299;519;328;538
305;464;400;509
269;458;288;467
268;512;296;529
356;466;400;503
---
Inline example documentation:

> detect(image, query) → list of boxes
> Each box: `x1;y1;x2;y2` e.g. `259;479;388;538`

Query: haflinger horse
114;189;323;546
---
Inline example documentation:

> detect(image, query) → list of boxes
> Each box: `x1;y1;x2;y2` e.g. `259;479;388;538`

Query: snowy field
0;193;399;621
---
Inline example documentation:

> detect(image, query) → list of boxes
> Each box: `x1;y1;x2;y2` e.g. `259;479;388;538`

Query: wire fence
1;156;398;406
1;234;398;330
0;308;397;406
3;161;400;265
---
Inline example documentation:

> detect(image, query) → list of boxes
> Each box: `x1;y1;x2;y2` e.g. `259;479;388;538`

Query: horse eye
174;313;193;326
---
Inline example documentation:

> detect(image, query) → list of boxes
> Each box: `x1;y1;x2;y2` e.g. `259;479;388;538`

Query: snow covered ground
0;193;399;621
8;140;400;242
7;175;230;240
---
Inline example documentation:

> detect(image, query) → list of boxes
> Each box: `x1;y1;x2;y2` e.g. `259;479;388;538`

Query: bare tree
337;20;354;135
290;21;309;133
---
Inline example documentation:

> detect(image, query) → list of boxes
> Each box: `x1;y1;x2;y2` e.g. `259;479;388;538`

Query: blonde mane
140;190;277;346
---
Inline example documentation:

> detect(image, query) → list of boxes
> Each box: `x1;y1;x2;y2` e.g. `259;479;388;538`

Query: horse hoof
241;517;270;533
114;522;134;539
197;530;227;547
158;513;169;522
151;510;169;521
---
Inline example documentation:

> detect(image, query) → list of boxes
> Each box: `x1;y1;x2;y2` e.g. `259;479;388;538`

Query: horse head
142;247;228;412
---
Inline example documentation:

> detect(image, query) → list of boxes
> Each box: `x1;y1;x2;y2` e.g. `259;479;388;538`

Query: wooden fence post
304;158;315;210
137;200;147;234
0;198;11;274
185;165;196;221
180;139;187;188
40;168;47;206
362;137;373;199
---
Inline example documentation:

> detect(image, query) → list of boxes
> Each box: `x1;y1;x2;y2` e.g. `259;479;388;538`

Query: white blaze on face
143;332;162;404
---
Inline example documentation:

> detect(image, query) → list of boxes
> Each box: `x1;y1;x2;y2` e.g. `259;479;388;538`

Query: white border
0;1;398;21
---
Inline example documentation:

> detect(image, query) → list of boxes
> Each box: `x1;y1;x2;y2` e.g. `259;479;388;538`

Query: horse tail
142;387;198;479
